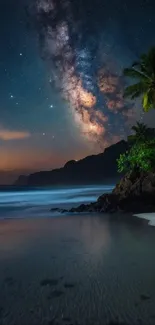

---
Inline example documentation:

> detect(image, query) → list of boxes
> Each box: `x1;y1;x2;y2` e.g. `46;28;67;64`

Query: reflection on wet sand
0;214;155;325
0;215;111;258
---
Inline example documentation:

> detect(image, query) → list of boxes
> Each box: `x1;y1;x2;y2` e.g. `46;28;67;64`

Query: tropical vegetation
127;122;155;144
123;47;155;112
117;47;155;175
117;138;155;173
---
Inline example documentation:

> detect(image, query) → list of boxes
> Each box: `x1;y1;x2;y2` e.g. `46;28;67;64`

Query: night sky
1;0;155;183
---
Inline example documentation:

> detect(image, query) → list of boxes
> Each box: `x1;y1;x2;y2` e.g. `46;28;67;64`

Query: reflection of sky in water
0;216;111;261
77;217;111;257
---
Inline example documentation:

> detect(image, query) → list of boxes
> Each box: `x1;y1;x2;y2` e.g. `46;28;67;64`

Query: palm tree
124;47;155;112
128;122;155;143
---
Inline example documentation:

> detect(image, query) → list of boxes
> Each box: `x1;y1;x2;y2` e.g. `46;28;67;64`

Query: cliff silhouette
14;140;128;186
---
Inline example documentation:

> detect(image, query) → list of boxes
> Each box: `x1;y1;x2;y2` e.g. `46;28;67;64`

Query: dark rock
69;208;76;213
50;208;61;212
69;204;90;213
40;278;59;286
65;170;155;214
113;171;155;201
113;171;155;213
47;290;64;299
64;283;75;288
50;208;68;213
140;294;150;301
50;208;67;213
97;193;119;212
65;193;119;214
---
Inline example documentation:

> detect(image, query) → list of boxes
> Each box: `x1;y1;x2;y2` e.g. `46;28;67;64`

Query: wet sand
0;214;155;325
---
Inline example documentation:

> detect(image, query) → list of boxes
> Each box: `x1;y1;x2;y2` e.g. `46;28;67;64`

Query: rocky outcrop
112;171;155;213
113;171;155;201
113;170;155;198
58;171;155;214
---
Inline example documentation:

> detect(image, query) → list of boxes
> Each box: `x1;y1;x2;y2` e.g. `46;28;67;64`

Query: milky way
34;0;136;147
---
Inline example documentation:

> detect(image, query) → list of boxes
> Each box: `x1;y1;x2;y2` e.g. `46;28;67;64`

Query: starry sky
1;0;155;183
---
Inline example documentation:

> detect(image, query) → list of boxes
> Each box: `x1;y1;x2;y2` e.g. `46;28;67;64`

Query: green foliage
127;122;155;144
117;139;155;173
117;152;129;173
123;47;155;112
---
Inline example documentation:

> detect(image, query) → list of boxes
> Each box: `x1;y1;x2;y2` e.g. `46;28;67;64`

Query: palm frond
132;122;148;132
140;48;155;76
123;67;148;80
124;82;147;99
142;89;155;112
136;122;147;129
147;47;155;69
131;126;137;133
123;47;155;112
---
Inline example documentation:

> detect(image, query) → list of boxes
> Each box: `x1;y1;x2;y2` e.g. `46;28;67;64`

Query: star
50;104;53;108
20;53;23;56
43;133;45;136
10;95;14;99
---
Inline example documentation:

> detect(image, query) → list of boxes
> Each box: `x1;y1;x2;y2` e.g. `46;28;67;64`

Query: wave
0;185;114;219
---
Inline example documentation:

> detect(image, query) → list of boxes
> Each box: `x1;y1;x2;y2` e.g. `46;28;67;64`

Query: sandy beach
0;213;155;325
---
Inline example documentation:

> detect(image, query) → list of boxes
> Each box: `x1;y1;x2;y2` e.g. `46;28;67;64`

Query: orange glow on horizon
0;144;102;173
0;148;63;171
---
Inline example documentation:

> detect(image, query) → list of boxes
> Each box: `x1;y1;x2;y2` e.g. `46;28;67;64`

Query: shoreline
0;207;153;230
55;170;155;218
134;213;155;226
0;212;155;325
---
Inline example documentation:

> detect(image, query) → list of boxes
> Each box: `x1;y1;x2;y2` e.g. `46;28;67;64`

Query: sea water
0;185;114;219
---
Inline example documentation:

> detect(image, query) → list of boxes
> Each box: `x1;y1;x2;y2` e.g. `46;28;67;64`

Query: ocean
0;185;114;219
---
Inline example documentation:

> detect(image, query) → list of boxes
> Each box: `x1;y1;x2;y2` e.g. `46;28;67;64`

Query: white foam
134;213;155;226
0;185;115;219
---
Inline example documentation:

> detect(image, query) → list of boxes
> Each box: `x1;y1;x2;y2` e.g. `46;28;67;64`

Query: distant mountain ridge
14;140;128;186
0;171;25;186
